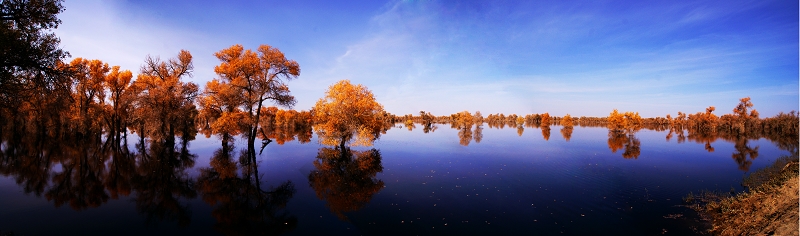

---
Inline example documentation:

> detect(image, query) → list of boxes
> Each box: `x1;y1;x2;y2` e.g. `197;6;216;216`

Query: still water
0;125;789;235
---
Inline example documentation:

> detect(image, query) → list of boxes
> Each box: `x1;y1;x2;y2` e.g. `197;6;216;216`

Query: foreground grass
687;155;799;235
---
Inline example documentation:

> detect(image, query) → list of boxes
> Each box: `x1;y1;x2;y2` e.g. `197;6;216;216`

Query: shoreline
687;155;799;235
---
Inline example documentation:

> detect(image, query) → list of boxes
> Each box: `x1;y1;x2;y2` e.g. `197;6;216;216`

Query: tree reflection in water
607;132;641;159
130;139;197;227
197;139;297;235
45;135;110;210
560;126;573;141
541;126;551;141
308;147;383;221
455;123;486;146
1;133;67;200
458;125;473;146
473;124;483;144
1;123;293;232
731;138;759;172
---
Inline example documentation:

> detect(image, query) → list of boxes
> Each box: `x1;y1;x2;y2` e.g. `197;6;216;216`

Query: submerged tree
728;97;760;135
131;50;199;144
608;109;642;133
540;113;551;127
201;44;300;165
68;58;108;135
104;65;134;143
561;114;574;141
607;110;642;159
313;80;385;148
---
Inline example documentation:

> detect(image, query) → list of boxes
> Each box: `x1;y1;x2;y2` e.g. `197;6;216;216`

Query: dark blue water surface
0;125;789;235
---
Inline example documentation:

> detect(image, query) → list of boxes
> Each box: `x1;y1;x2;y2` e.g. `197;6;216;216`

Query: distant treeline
394;98;796;136
391;97;797;143
387;98;797;164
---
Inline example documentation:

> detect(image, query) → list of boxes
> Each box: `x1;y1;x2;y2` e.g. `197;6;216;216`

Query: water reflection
541;126;551;141
422;122;437;134
105;144;135;200
308;147;384;220
197;139;297;235
46;137;110;210
607;132;641;159
731;138;759;172
0;127;298;232
418;119;786;171
1;134;67;199
458;126;473;146
668;129;766;171
686;130;717;152
473;124;483;144
259;117;313;145
560;126;573;141
131;139;197;227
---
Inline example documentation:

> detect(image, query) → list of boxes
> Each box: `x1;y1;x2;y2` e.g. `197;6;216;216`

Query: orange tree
104;65;134;143
200;44;300;157
132;50;199;144
312;80;385;148
608;109;642;133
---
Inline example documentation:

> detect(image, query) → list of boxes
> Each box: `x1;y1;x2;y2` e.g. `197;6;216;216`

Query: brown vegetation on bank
686;155;799;235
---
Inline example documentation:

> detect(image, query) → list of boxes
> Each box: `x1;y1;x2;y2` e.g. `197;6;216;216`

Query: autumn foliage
308;147;383;220
607;109;642;134
198;44;300;163
131;50;199;144
313;80;386;147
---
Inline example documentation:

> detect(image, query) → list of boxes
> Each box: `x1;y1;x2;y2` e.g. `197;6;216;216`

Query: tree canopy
313;80;385;147
0;0;69;108
199;44;299;150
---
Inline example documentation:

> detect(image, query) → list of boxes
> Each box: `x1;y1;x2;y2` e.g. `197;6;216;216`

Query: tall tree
313;80;385;148
104;65;134;143
0;0;69;108
68;58;108;135
206;44;300;161
730;97;759;135
133;50;199;144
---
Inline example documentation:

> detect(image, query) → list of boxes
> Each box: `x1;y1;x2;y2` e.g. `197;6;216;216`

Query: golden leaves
540;113;551;127
608;109;642;133
560;114;573;127
313;80;385;147
211;111;247;136
205;44;300;147
132;50;200;142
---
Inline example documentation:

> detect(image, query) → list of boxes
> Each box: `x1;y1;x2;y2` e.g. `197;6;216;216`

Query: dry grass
688;155;799;236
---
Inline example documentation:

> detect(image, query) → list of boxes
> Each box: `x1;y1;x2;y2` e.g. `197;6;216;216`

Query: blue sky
55;0;798;117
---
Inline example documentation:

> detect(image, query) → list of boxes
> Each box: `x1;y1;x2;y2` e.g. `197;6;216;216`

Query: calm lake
0;124;790;235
